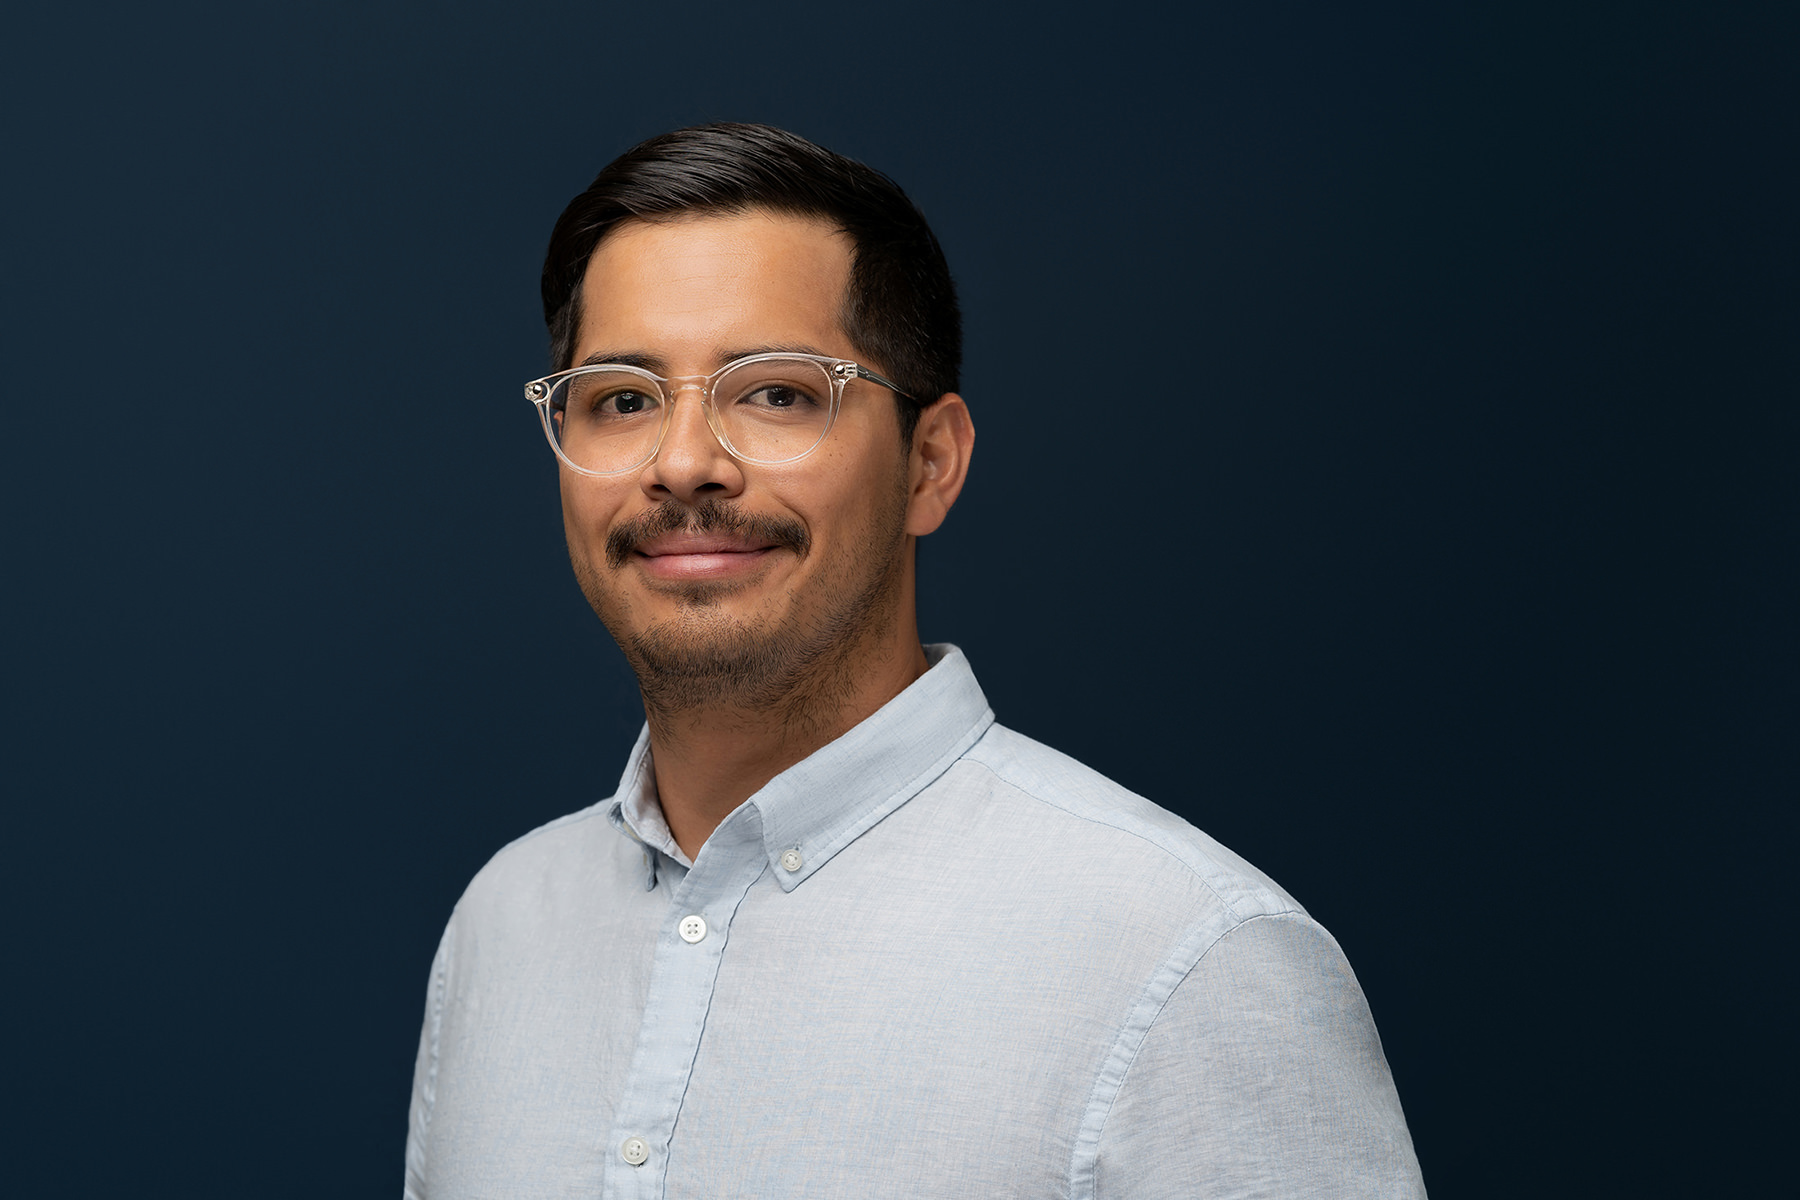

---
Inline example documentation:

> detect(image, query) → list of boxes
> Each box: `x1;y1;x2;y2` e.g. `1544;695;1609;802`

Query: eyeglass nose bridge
648;376;736;463
661;375;715;397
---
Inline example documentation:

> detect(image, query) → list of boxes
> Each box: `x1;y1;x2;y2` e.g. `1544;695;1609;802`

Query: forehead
575;210;854;368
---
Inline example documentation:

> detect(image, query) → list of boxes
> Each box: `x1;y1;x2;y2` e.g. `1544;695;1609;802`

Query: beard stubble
570;479;911;728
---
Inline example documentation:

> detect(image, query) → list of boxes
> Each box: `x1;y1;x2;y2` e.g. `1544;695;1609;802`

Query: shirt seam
956;749;1272;924
419;915;454;1140
606;859;770;1198
667;861;769;1165
1067;911;1302;1199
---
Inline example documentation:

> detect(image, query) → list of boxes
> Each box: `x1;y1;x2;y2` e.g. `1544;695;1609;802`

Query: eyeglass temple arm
854;365;913;401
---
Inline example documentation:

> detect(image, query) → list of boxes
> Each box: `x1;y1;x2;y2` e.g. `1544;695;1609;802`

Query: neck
640;607;930;862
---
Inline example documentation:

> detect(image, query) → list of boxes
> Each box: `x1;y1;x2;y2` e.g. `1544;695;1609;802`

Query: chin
622;613;821;713
641;575;765;607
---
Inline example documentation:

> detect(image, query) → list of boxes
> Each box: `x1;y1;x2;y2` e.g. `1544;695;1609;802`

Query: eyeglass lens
548;356;836;472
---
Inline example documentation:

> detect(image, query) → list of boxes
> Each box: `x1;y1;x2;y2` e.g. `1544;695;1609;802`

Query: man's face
561;210;917;711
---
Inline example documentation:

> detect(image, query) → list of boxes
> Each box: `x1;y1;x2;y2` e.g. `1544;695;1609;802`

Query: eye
738;384;822;411
594;388;660;417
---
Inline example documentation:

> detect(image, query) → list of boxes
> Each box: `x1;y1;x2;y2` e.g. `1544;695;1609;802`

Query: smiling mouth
633;533;779;581
606;499;809;572
636;532;776;558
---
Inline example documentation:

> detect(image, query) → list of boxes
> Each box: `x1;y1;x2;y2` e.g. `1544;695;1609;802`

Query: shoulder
449;798;637;930
944;730;1423;1193
953;722;1306;925
1092;905;1426;1197
933;726;1425;1192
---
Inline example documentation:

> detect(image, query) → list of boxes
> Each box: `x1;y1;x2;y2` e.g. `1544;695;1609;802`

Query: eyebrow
576;343;838;374
578;350;665;372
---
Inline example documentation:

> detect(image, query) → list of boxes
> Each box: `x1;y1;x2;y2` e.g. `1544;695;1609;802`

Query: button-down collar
607;644;994;893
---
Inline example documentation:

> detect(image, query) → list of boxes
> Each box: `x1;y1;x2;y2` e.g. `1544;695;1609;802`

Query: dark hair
540;123;960;443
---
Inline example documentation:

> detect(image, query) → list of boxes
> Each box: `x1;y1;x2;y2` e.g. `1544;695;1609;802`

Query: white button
621;1136;649;1166
678;915;707;943
780;849;803;872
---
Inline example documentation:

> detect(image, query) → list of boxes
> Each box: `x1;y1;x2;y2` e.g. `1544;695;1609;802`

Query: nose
639;384;745;503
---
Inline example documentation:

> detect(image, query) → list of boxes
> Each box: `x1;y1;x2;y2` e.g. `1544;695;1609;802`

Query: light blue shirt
406;646;1424;1198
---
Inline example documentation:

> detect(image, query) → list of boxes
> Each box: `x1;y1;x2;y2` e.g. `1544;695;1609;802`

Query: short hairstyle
540;123;961;443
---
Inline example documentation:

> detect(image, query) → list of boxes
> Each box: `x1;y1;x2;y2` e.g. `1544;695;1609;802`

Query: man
406;123;1425;1198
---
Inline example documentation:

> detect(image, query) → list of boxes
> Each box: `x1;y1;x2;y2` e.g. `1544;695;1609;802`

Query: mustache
605;499;810;568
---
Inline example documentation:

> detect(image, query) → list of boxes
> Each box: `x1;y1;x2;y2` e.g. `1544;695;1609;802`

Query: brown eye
597;389;659;417
739;385;821;412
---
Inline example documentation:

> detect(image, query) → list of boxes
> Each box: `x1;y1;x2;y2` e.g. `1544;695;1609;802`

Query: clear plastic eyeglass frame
523;352;912;477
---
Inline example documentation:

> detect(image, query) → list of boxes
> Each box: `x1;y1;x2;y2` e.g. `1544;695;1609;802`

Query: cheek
558;480;585;540
562;472;617;511
560;478;624;550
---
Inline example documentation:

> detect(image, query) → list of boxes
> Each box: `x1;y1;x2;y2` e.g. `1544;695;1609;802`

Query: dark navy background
5;1;1793;1193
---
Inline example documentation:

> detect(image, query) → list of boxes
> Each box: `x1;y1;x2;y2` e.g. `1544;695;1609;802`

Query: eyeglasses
524;352;912;477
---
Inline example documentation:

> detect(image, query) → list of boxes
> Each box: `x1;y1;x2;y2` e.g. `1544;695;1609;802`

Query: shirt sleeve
404;918;454;1200
1094;911;1426;1199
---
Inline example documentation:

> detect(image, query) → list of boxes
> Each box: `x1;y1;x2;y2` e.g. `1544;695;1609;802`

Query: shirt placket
602;805;768;1199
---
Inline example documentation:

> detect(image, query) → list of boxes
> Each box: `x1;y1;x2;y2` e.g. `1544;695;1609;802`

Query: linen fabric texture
406;646;1426;1198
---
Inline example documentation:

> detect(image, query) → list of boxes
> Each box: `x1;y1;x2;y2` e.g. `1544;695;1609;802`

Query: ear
905;393;975;537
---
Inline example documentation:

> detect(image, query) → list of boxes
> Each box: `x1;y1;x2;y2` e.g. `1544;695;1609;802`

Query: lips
605;499;810;571
631;531;778;581
634;531;777;558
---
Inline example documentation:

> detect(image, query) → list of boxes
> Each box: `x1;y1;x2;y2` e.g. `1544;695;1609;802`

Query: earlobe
905;393;975;537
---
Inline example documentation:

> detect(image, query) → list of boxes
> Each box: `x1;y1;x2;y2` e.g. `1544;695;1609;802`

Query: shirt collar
608;644;994;892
